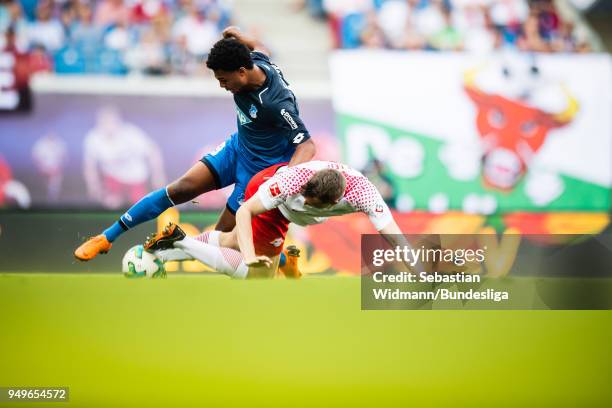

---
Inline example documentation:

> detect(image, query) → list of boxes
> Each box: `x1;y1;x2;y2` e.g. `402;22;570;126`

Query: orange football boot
279;245;301;279
74;234;112;261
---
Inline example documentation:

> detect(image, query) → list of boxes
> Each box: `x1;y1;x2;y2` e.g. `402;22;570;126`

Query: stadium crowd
0;0;233;75
301;0;592;52
0;0;595;79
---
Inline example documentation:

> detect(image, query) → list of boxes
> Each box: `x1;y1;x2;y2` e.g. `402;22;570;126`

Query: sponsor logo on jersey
249;104;258;119
270;238;284;247
375;203;384;214
280;109;298;130
269;182;281;197
236;105;252;125
292;132;305;144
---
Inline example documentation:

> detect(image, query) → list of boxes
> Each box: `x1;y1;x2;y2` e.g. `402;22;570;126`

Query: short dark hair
206;38;253;72
301;169;346;205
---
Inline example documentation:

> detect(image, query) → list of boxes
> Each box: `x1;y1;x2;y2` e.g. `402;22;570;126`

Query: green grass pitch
0;273;610;407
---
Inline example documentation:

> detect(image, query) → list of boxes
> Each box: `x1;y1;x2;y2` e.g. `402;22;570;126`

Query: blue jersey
232;52;310;170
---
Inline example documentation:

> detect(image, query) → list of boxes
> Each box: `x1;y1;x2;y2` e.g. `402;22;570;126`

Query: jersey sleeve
276;100;311;146
343;174;394;231
250;51;271;63
255;166;315;210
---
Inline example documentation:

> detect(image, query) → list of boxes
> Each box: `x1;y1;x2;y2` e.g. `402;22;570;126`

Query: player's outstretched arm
378;220;426;274
235;196;272;268
288;138;316;167
379;220;410;250
222;26;261;52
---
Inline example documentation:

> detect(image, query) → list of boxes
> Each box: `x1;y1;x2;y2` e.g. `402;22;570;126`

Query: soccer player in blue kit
75;27;316;261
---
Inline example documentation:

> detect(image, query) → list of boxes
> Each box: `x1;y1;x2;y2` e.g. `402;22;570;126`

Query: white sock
154;248;194;262
193;230;221;247
175;237;248;279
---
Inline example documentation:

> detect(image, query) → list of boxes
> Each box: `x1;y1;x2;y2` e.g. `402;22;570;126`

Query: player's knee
219;230;239;249
214;208;237;232
215;217;236;232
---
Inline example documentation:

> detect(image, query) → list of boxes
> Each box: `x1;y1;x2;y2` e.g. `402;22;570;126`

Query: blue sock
103;222;125;243
279;252;287;267
103;187;174;242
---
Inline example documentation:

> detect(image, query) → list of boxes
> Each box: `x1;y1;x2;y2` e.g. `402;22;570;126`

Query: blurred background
0;4;610;406
0;0;610;275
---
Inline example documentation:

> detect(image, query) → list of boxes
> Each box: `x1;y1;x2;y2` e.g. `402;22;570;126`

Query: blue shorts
201;133;293;214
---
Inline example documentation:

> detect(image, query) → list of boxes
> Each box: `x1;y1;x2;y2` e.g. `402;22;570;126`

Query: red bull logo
464;60;579;190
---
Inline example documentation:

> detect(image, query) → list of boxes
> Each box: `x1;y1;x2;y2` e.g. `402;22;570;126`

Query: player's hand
222;26;242;40
245;255;273;268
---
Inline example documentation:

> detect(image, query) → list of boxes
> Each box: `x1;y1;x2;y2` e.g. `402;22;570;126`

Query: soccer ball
122;245;166;278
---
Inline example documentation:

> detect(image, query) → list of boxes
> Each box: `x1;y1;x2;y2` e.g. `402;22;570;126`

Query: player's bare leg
166;161;218;204
204;228;302;278
75;162;218;261
218;228;239;249
215;207;237;232
146;223;246;278
174;239;250;279
156;242;278;279
204;229;301;278
192;228;302;278
147;223;289;279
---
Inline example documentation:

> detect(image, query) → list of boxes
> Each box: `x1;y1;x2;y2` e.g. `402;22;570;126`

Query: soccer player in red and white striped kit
145;161;412;278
